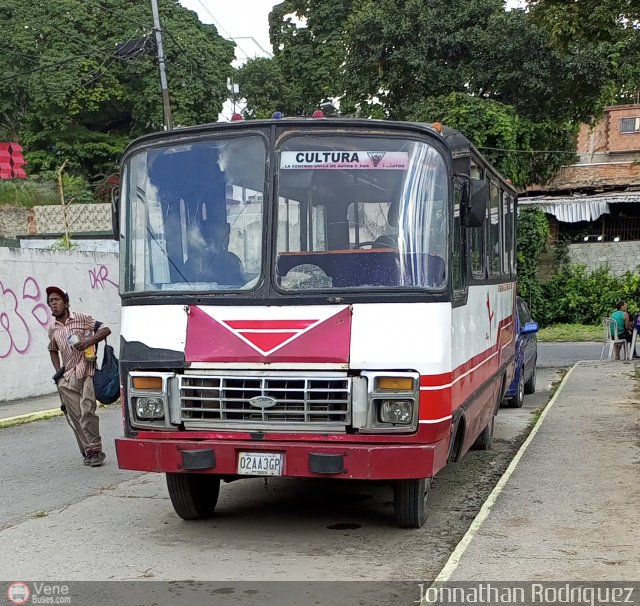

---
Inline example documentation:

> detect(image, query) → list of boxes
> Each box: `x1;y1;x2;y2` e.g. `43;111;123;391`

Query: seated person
184;222;245;287
610;300;637;359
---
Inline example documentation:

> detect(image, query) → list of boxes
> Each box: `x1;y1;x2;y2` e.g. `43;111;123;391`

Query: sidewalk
0;392;63;427
439;360;640;581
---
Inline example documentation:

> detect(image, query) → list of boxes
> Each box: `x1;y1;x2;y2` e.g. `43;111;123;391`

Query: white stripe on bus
418;416;453;424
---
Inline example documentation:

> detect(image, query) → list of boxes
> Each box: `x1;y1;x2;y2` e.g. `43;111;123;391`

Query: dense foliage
0;0;234;178
517;210;640;327
537;265;640;326
236;0;623;185
527;0;640;106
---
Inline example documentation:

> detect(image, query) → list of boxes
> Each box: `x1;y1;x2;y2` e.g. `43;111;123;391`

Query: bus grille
179;375;351;430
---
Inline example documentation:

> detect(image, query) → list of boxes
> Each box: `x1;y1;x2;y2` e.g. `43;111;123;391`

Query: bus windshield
121;135;266;293
275;135;448;291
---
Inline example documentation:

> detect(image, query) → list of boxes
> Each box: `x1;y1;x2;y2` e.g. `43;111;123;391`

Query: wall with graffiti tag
0;248;120;401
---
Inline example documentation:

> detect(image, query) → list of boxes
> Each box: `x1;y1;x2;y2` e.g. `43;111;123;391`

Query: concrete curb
430;362;579;585
0;402;116;429
0;408;64;429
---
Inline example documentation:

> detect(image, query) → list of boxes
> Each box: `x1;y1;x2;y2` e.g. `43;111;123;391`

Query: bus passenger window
488;182;501;278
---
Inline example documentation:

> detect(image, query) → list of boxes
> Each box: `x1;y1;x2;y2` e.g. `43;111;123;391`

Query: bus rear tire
166;473;220;520
524;362;537;395
472;416;494;450
393;478;431;528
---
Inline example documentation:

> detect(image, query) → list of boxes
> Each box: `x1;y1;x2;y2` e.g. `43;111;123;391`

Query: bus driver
184;221;245;287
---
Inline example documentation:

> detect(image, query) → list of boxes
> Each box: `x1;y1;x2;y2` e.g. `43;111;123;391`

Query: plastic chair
601;318;629;360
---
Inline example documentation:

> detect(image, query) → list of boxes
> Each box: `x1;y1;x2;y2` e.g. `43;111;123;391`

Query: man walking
46;286;111;467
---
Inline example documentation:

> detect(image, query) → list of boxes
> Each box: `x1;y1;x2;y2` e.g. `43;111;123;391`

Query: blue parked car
504;296;539;408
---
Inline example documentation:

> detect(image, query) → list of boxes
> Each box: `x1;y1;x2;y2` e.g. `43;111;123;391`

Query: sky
178;0;279;61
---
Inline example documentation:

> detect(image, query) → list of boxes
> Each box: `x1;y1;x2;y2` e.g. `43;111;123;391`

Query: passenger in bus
374;201;400;248
184;222;245;287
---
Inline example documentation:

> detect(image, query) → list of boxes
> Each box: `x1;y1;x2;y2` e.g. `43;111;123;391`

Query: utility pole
150;0;173;130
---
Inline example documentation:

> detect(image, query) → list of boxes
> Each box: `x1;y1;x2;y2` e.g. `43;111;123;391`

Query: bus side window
488;181;502;279
468;161;485;280
453;184;466;295
502;192;513;276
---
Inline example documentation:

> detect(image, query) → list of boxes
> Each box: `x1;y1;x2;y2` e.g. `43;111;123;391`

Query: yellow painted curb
0;408;63;429
0;402;115;429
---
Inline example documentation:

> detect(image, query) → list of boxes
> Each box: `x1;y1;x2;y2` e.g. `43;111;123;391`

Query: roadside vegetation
517;208;640;328
537;324;601;342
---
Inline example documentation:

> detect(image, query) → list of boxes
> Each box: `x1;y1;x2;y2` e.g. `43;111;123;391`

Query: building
520;104;640;275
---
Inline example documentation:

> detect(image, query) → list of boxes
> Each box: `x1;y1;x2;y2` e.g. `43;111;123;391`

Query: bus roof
122;117;516;194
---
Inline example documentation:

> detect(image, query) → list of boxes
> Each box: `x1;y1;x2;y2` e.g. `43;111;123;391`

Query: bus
113;115;517;528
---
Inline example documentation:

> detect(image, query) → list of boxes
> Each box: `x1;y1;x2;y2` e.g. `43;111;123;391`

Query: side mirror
111;186;120;241
521;321;539;335
461;179;486;228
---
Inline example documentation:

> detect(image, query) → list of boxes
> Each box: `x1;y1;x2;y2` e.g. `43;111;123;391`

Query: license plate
237;452;283;476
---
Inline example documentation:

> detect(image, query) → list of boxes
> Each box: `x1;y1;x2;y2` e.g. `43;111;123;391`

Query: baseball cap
46;286;69;303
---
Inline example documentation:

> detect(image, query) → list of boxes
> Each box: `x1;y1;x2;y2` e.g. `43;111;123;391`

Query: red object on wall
0;143;11;179
0;142;27;179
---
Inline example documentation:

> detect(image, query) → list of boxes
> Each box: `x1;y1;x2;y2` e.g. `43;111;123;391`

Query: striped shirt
48;312;104;380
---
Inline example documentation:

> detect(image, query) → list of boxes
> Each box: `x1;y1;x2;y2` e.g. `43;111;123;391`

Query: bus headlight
135;397;165;419
378;399;414;424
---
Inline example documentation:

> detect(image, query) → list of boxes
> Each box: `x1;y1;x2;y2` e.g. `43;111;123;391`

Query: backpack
93;337;121;404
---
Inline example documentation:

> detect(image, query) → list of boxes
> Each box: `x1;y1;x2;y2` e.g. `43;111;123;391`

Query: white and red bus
113;116;517;528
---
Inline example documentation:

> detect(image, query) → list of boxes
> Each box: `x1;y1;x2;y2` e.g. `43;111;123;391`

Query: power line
193;0;253;59
0;34;143;84
477;146;578;155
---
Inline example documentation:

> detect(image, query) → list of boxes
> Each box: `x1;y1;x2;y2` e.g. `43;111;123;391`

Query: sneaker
90;451;106;467
83;452;93;466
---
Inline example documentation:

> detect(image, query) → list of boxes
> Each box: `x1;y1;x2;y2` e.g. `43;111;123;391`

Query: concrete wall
0;248;120;401
568;241;640;276
0;203;112;239
0;206;29;239
20;238;118;253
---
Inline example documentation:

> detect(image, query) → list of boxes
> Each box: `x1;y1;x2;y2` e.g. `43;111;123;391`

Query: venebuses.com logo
5;582;71;605
7;583;30;605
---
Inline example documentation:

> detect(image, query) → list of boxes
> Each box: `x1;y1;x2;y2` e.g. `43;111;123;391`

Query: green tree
235;57;299;118
407;93;577;186
235;0;352;118
244;0;609;185
0;0;234;178
268;0;352;114
527;0;640;105
516;208;550;322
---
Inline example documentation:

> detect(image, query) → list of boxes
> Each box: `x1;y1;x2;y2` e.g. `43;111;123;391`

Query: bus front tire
393;478;431;528
166;473;220;520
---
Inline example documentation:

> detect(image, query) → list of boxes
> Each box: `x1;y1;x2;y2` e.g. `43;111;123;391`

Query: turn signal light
377;377;414;391
132;376;163;390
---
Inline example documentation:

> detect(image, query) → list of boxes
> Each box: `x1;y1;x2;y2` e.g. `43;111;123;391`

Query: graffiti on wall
0;277;50;359
89;265;118;290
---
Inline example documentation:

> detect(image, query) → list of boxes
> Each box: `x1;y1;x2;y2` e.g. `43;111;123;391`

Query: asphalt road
537;341;603;367
0;343;582;587
0;405;140;529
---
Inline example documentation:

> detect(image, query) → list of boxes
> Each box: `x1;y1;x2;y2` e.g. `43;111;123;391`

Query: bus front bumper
115;437;440;480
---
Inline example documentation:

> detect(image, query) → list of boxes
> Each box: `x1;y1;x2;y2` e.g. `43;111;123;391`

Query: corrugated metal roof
519;191;640;222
